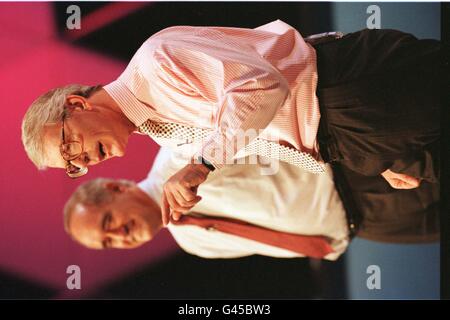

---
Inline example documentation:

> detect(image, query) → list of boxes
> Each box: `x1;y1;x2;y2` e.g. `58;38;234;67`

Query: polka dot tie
138;120;325;174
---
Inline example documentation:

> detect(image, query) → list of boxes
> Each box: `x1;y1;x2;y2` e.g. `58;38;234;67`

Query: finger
399;179;419;189
165;190;180;213
176;188;202;206
177;185;198;202
382;170;420;189
166;191;194;217
389;179;401;189
398;173;420;187
391;178;418;190
172;187;198;208
390;174;420;189
161;192;171;227
381;170;392;181
172;210;183;221
383;175;404;189
172;197;196;214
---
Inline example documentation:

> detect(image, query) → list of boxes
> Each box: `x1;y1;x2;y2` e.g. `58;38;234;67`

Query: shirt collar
103;79;154;127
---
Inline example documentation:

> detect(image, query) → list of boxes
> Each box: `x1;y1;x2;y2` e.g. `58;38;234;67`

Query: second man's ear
105;181;127;193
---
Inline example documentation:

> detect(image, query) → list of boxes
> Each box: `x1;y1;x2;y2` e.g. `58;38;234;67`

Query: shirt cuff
195;131;236;170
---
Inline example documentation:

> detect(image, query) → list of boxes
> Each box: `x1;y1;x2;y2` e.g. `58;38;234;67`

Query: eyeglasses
60;111;88;178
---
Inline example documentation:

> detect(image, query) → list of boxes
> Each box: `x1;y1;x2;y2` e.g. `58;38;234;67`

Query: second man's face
69;184;158;250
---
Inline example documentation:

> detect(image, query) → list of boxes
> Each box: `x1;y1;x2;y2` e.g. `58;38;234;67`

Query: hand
381;169;421;189
161;163;211;226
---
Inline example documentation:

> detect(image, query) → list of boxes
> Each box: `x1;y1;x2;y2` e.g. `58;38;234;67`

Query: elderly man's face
69;183;160;250
42;95;133;174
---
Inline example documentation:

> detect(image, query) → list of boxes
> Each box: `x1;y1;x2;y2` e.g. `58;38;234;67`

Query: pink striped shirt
104;19;321;169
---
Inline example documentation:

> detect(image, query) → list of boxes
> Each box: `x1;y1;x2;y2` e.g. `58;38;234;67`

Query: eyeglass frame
60;108;89;178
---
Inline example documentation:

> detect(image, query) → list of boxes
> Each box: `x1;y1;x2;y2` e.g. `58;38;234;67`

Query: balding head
64;178;162;249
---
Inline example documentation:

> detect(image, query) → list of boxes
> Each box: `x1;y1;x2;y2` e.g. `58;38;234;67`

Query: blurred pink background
0;2;178;297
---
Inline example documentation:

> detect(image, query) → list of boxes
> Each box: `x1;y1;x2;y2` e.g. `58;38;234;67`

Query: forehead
42;123;66;169
70;203;108;249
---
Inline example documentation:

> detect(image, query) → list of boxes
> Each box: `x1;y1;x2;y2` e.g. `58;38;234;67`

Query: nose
70;156;87;170
70;151;101;168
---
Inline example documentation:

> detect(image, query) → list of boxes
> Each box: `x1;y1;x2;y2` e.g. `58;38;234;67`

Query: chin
128;241;146;249
115;141;127;157
138;232;153;244
116;149;125;157
136;222;154;241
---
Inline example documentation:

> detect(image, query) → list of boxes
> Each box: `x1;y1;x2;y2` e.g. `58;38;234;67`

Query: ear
104;181;128;193
66;95;92;111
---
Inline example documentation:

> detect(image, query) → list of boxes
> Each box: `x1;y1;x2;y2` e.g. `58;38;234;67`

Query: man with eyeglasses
22;84;136;178
21;21;442;240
